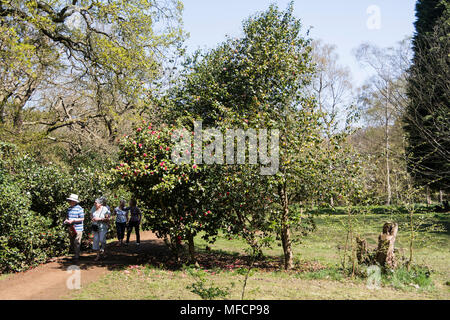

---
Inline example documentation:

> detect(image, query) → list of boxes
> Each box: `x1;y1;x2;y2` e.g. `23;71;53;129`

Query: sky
181;0;416;87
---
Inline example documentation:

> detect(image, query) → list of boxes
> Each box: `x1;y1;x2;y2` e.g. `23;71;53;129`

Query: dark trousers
126;221;140;244
116;222;126;241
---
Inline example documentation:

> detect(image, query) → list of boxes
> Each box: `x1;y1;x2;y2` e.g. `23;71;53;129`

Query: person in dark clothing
125;199;142;246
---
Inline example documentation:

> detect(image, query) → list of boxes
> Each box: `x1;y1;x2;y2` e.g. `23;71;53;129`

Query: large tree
165;3;361;270
0;0;184;157
355;39;413;204
405;0;450;192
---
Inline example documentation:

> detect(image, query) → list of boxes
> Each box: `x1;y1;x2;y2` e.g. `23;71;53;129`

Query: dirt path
0;231;168;300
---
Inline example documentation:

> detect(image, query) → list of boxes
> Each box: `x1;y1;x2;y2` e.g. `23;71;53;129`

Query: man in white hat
64;194;85;262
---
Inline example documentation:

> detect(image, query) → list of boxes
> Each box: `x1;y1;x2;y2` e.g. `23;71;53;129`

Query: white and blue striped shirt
67;204;85;232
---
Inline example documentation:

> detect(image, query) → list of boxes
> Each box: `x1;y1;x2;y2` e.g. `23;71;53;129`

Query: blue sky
181;0;416;87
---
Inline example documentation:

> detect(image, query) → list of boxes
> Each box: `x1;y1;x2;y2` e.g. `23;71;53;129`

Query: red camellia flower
137;127;142;132
139;143;143;148
143;153;147;157
193;164;197;169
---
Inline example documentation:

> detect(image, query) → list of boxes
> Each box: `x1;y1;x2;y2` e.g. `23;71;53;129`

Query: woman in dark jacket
125;199;142;246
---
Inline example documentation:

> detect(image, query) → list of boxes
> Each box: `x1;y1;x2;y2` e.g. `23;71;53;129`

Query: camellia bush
114;123;223;261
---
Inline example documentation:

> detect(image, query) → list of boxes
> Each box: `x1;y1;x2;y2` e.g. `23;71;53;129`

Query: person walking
64;194;85;262
91;198;111;261
114;200;128;246
125;199;142;246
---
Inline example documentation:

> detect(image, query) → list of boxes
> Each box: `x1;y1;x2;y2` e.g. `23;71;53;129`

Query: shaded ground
0;231;168;300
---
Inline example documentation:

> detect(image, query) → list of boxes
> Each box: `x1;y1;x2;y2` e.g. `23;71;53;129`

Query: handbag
68;225;77;237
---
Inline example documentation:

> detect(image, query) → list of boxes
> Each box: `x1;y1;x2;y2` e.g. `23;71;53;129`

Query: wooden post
376;222;398;269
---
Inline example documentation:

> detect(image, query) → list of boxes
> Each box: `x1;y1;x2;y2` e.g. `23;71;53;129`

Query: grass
70;211;450;300
0;274;9;281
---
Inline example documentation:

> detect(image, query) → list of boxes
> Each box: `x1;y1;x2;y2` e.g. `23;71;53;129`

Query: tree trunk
439;189;444;203
385;94;392;206
187;233;196;263
376;222;398;269
280;187;293;270
426;186;431;205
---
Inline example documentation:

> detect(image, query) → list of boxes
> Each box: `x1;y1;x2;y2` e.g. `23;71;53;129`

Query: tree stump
375;222;398;269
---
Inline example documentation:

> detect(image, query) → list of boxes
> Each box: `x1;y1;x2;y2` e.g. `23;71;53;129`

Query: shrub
114;123;222;259
185;267;232;300
0;143;123;272
0;172;68;272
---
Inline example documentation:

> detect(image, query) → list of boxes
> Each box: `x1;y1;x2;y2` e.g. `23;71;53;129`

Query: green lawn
70;212;450;300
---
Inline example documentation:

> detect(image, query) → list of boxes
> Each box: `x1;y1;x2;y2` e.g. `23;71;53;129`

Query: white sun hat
66;194;80;203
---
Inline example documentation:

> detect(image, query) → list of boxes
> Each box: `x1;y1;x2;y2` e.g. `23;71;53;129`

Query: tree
0;0;185;157
167;3;360;270
310;40;354;206
311;40;353;137
114;123;223;262
355;39;413;205
405;0;449;193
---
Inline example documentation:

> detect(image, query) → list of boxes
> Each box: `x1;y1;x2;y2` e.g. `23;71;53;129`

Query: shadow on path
57;236;172;272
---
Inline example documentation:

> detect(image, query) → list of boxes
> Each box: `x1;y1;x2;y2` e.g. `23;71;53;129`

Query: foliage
185;267;232;300
382;265;433;290
0;142;123;272
114;123;222;259
165;3;364;270
0;0;185;159
0;151;68;272
405;0;450;191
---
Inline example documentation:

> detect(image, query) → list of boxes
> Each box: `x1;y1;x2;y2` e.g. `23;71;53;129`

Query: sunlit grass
70;213;450;300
